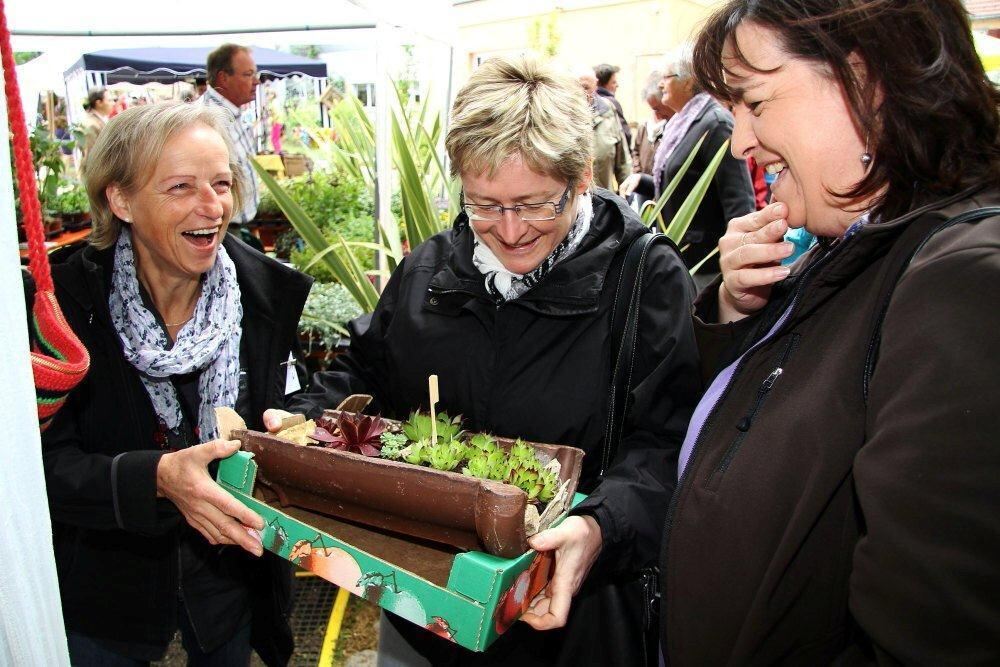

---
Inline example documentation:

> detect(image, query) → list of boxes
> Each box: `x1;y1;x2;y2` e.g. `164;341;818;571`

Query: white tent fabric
0;72;70;667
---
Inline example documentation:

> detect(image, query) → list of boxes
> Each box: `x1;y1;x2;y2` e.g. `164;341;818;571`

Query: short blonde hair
85;101;245;249
446;56;593;185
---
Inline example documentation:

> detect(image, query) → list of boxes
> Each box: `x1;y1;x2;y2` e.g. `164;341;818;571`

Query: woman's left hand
521;515;603;630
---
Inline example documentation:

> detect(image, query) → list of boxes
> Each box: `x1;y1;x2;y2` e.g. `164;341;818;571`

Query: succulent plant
379;431;409;459
400;440;429;465
312;413;386;457
425;440;466;471
509;439;537;467
462;454;492;478
468;432;499;455
401;411;464;444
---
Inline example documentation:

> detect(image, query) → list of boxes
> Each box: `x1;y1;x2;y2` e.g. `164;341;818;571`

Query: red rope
1;0;52;292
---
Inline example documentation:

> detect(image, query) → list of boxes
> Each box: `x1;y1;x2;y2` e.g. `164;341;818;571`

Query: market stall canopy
65;46;328;83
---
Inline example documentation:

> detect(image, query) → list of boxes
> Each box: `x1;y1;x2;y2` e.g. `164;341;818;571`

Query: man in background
202;44;260;227
578;68;630;190
594;63;632;151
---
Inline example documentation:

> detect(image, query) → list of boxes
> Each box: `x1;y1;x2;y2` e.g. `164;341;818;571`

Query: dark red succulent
312;413;386;457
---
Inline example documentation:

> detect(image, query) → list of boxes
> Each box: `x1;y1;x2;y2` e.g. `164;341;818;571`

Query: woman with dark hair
540;1;1000;663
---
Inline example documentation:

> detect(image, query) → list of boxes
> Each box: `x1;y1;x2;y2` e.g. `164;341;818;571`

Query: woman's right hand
262;408;293;433
618;174;642;197
156;439;264;556
717;202;794;322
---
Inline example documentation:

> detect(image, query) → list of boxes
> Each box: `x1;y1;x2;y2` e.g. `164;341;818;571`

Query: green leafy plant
379;431;409;460
47;181;90;216
640;134;731;275
401;411;463;444
298;282;363;355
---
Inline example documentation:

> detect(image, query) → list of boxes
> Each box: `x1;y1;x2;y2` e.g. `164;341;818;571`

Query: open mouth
181;226;221;249
763;160;787;177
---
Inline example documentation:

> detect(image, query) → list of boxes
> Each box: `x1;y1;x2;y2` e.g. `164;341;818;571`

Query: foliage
379;431;408;460
48;181;90;215
31;126;67;216
298;281;363;353
312;412;387;457
528;11;561;58
397;413;558;502
639;134;731;275
14;51;41;65
254;162;381;312
401;411;463;444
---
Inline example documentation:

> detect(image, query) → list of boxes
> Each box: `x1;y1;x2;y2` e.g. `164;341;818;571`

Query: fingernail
775;266;791;278
782;242;794;253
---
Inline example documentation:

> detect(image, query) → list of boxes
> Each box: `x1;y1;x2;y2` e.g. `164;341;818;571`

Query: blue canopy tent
64;46;327;83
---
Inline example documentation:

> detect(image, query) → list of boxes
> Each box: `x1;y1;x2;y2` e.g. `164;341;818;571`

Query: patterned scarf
652;92;714;196
110;227;243;442
471;192;594;302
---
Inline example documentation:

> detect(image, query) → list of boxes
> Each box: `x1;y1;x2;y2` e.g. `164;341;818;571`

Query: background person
594;62;632;150
534;0;1000;663
619;72;674;208
577;66;631;190
630;47;755;279
202;44;260;227
41;102;309;665
78;87;113;176
266;55;701;667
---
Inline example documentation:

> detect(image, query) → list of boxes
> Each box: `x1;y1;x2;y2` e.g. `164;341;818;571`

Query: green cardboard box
217;450;580;652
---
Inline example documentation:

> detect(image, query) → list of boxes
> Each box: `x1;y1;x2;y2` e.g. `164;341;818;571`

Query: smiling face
462;155;588;275
724;22;876;235
107;122;234;285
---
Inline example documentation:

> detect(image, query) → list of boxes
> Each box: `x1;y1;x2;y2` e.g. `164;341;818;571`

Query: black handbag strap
863;206;1000;401
601;232;676;474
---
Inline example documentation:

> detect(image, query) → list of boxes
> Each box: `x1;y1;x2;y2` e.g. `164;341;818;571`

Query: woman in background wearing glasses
265;55;701;666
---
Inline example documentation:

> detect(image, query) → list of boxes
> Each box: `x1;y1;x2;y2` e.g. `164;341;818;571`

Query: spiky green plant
400;439;429;465
401;411;463;444
426;440;465;471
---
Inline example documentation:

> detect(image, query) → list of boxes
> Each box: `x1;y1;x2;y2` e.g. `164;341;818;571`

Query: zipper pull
762;367;783;391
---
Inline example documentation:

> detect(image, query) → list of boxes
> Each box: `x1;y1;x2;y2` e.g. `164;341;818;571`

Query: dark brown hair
594;63;620;87
693;0;1000;222
206;43;249;87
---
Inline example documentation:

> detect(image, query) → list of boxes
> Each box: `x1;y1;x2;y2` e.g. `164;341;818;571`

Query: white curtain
0;60;70;667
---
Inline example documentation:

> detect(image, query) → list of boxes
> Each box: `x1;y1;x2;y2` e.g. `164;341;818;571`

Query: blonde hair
85;101;245;249
446;56;593;185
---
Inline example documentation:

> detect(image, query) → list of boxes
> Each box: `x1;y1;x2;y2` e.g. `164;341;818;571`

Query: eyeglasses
462;184;573;222
227;69;260;81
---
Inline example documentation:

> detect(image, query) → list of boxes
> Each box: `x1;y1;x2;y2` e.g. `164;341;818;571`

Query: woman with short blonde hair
268;55;702;665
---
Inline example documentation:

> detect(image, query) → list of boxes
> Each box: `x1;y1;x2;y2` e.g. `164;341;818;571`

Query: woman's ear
106;184;131;222
577;164;593;193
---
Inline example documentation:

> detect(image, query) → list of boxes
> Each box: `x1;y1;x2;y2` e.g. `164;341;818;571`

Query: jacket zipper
658;241;844;664
711;333;800;483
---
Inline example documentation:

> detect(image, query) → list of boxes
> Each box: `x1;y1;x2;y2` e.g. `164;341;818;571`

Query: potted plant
234;396;584;558
297;281;363;371
49;181;91;230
